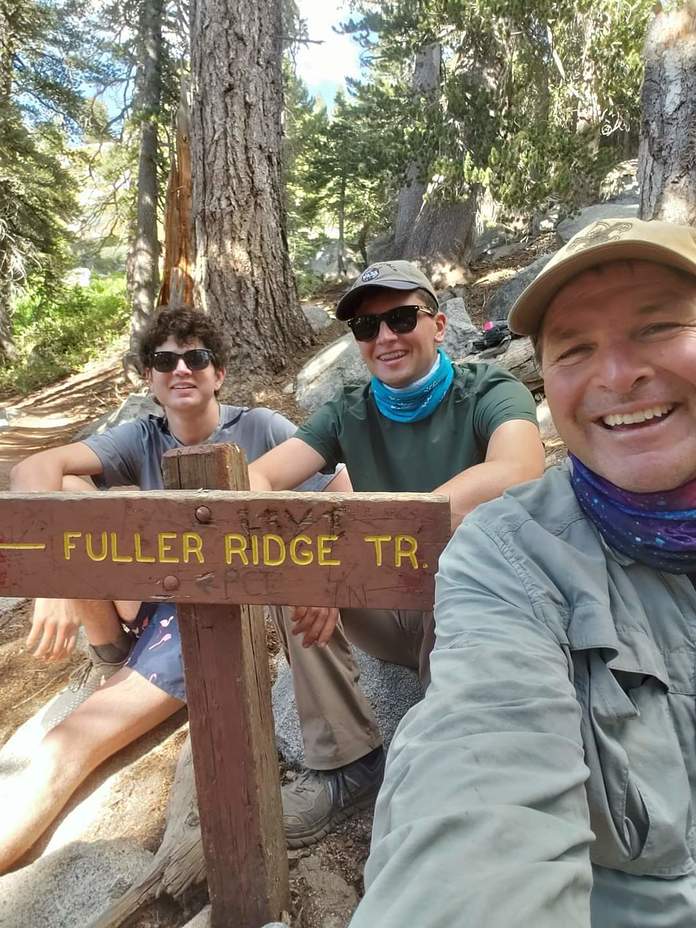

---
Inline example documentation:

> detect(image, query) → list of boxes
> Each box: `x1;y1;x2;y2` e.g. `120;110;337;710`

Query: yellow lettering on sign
63;532;81;560
157;532;179;564
394;534;418;569
182;532;204;564
86;531;108;561
289;534;313;566
225;534;249;566
134;533;156;563
317;534;340;566
110;532;133;563
250;534;260;566
263;534;286;566
364;534;392;567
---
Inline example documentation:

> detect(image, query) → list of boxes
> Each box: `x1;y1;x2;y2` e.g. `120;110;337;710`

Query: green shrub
0;274;129;396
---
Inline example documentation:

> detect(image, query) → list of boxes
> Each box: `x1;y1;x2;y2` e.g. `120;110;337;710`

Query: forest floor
0;242;559;927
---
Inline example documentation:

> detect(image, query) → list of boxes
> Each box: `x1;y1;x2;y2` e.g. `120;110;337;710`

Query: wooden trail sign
0;443;451;928
0;496;449;611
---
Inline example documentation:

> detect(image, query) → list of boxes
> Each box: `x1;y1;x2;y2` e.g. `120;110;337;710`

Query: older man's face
541;260;696;492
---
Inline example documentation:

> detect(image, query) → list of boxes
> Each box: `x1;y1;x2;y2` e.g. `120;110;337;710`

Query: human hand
25;598;82;661
290;606;339;648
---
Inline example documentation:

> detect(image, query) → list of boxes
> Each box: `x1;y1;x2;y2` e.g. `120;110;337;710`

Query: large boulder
272;650;423;768
294;334;367;412
74;390;159;441
0;840;154;928
302;303;335;333
309;242;360;279
485;253;555;323
557;202;639;243
440;297;478;357
294;296;478;413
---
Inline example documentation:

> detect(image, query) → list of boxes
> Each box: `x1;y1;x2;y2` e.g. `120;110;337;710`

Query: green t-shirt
296;363;538;493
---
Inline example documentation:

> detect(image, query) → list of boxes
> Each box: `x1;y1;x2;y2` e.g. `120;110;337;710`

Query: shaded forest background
0;0;693;395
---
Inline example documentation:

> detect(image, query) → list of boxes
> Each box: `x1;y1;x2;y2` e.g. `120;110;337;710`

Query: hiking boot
39;643;131;733
283;747;385;848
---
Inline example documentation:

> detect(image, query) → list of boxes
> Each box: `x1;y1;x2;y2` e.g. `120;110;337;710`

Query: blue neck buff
371;349;455;423
569;453;696;574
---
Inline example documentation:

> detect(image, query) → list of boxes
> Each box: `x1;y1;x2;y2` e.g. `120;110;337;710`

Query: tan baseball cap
336;260;438;320
508;217;696;336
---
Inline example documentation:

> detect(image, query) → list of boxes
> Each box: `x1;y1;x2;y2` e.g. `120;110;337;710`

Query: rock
485;254;555;322
293;855;358;927
471;224;510;260
272;650;423;769
440;297;478;358
302;303;334;333
599;159;639;204
556;202;639;243
0;597;25;617
295;334;367;413
181;906;212;928
0;840;153;928
282;382;295;395
309;242;360;279
74;391;160;441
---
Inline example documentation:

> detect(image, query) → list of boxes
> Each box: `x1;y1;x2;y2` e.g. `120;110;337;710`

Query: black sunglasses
151;348;215;373
347;305;436;342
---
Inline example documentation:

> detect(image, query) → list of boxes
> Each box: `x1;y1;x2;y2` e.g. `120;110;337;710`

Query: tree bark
189;0;312;373
638;4;696;225
392;44;440;256
158;86;194;307
127;0;163;369
337;172;346;276
390;43;480;267
0;12;15;362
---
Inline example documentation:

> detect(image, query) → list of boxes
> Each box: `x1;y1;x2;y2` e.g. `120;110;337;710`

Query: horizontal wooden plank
0;491;450;610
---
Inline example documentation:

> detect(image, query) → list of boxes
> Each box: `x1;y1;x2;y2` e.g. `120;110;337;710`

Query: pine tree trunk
189;0;312;373
0;14;15;362
0;271;14;361
638;4;696;225
337;173;346;276
390;43;480;267
127;0;163;369
392;44;440;255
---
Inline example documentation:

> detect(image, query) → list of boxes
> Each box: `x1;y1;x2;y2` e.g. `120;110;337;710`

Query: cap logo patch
567;220;634;253
361;267;380;282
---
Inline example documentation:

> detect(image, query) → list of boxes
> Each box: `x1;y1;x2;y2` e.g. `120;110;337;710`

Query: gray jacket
351;464;696;928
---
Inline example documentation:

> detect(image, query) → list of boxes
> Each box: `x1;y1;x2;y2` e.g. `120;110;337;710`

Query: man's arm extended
248;436;328;491
10;442;104;491
437;419;544;532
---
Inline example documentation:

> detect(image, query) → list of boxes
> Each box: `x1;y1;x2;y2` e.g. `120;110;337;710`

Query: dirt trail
0;345;131;489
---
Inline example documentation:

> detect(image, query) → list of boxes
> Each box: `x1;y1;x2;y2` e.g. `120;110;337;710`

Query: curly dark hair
137;305;231;372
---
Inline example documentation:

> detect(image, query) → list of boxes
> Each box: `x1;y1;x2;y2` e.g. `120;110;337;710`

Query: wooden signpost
0;443;451;928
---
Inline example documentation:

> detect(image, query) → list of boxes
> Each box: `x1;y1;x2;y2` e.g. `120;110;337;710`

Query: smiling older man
350;218;696;928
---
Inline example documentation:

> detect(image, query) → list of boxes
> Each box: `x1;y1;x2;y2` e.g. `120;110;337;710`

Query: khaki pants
273;606;434;770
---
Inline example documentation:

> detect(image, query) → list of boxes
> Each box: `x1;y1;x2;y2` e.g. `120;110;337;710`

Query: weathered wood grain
0;489;450;610
162;444;288;928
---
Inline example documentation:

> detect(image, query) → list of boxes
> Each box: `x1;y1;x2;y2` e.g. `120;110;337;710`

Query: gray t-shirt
83;403;337;491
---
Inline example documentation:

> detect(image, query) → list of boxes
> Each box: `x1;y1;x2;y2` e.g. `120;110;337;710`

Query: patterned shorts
124;602;185;702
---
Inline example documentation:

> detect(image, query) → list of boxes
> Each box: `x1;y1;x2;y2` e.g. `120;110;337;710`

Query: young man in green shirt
250;260;545;846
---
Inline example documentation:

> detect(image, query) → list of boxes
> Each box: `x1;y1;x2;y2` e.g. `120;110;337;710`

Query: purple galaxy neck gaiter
569;453;696;573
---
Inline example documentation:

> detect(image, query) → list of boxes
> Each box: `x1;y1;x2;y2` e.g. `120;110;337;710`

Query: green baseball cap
336;260;438;320
508;217;696;336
